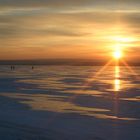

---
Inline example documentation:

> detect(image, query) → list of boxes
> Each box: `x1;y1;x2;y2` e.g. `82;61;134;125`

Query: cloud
0;10;139;37
0;0;139;10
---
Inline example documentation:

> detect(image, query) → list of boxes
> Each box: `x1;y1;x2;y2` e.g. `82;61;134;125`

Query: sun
113;51;122;59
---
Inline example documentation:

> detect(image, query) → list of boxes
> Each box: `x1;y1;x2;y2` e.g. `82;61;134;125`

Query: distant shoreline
0;59;139;66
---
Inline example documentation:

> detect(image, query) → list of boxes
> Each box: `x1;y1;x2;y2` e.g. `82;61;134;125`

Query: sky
0;0;139;60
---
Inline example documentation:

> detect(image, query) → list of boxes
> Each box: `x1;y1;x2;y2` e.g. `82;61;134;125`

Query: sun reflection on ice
114;66;121;91
114;79;121;92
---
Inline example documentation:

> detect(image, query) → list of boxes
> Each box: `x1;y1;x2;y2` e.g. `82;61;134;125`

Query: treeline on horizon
0;59;139;66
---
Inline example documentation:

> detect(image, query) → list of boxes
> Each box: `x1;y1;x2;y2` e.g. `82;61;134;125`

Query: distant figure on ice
11;66;15;70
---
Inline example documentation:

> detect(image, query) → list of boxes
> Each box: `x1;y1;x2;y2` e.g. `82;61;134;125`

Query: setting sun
113;51;122;59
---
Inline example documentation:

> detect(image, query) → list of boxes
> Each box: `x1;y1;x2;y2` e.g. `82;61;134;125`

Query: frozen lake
0;65;140;140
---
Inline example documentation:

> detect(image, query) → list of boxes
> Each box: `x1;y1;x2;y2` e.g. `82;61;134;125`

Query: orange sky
0;0;139;60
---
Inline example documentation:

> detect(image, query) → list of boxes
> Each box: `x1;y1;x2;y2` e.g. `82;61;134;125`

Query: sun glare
113;51;122;59
112;35;135;43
